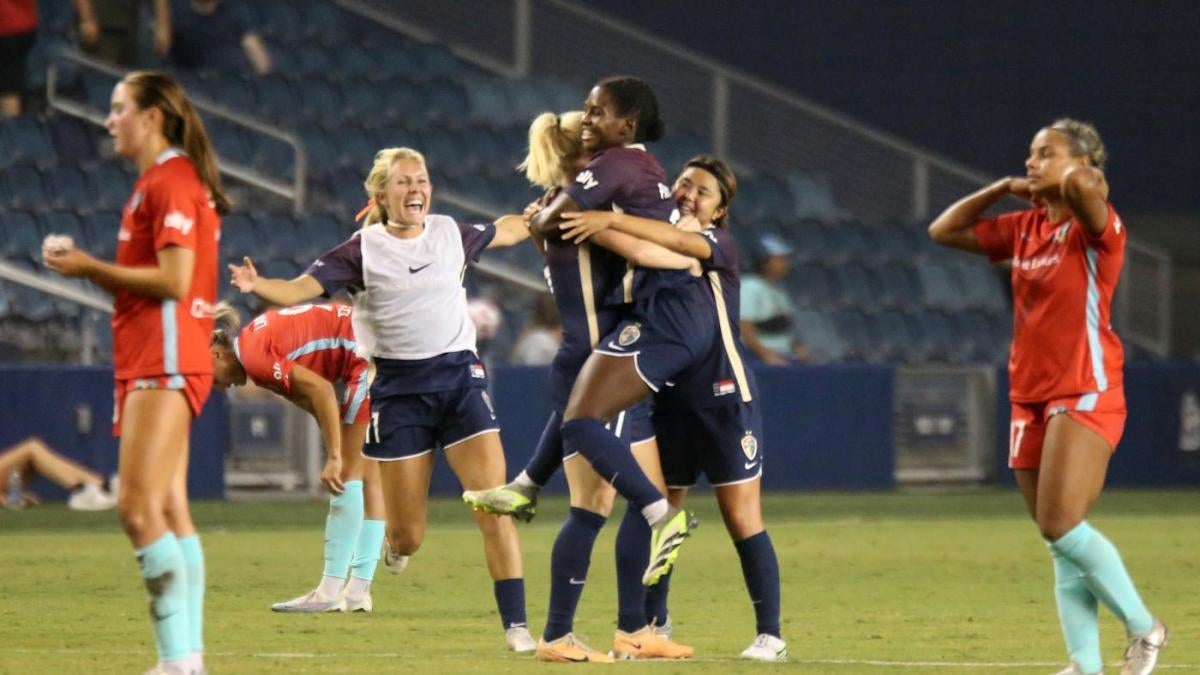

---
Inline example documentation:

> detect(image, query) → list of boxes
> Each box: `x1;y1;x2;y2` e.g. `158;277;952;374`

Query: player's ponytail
597;76;665;144
211;301;242;349
359;147;427;226
123;71;231;214
518;111;584;190
683;154;738;228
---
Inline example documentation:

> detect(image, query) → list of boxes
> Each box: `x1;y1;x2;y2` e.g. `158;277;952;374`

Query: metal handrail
0;260;113;314
46;49;308;214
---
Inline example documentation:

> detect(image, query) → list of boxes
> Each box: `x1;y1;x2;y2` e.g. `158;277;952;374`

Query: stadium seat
47;116;99;163
0;117;56;169
43;167;91;211
0;211;41;262
1;167;47;210
85;166;132;211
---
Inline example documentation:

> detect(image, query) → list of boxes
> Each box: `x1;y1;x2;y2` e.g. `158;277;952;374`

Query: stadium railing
1116;239;1172;357
46;49;309;215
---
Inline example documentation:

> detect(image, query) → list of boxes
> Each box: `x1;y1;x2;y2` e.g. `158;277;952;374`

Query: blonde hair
1049;118;1107;171
518;111;584;189
123;71;231;214
210;301;242;349
357;147;428;225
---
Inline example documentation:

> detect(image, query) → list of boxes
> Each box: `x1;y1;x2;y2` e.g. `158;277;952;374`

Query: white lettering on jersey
703;230;718;244
669;208;681;224
576;170;598;190
1012;253;1063;271
163;210;194;235
252;315;269;332
272;363;283;380
472;224;487;231
658;183;671;199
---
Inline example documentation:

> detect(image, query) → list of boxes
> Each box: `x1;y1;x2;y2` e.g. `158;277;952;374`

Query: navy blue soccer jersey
657;226;757;410
564;145;696;306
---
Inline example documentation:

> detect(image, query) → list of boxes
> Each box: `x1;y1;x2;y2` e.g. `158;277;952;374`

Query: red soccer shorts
1008;387;1126;470
113;374;213;436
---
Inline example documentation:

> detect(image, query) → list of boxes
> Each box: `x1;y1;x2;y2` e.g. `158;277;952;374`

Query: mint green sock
135;532;190;662
323;480;364;578
177;534;204;654
1051;521;1153;635
1050;546;1102;674
351;519;386;581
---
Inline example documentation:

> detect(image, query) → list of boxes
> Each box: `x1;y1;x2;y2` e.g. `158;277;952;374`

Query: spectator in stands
510;294;561;366
167;0;271;75
0;0;37;117
74;0;171;67
739;234;808;365
1;436;117;511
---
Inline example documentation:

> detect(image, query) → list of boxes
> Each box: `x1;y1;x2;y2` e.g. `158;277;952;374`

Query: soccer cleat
535;633;615;663
67;483;117;511
642;507;697;585
651;616;674;640
142;662;194;675
506;625;537;653
611;626;693;660
462;482;539;522
381;542;410;575
342;591;373;613
1120;618;1167;675
270;589;346;613
740;633;788;662
1054;664;1100;675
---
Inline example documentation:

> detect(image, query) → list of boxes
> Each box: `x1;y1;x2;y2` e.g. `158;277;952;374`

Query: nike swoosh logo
409;263;433;273
606;341;624;351
745;462;759;470
568;577;586;585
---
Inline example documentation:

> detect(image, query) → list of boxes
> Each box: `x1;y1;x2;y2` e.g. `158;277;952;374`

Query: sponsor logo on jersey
408;262;433;273
713;379;736;397
576;170;599;190
163;210;195;236
617;324;641;347
1013;253;1062;271
470;363;486;379
741;432;759;461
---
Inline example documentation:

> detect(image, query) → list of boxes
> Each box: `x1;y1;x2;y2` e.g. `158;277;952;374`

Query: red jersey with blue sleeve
973;204;1126;402
234;303;363;397
111;149;220;380
564;146;689;306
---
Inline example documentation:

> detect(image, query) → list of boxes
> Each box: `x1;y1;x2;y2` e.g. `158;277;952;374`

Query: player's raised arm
1061;165;1110;236
927;177;1028;254
228;256;324;306
487;213;533;249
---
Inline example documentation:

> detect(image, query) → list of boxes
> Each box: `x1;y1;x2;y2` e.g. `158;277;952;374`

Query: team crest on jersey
741;432;759;461
713;379;736;397
470;363;486;379
618;324;641;347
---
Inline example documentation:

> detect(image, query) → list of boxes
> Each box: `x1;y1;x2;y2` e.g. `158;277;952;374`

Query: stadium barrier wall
992;363;1200;486
0;366;227;501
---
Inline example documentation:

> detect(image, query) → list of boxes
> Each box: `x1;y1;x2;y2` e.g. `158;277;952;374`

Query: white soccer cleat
1054;664;1100;675
1121;618;1167;675
343;591;373;613
740;633;787;662
67;483;117;511
142;661;194;675
381;542;410;575
505;625;537;653
270;589;346;613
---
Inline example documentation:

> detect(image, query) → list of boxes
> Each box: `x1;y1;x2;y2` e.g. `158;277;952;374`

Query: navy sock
544;507;607;641
615;504;651;632
494;578;528;631
525;410;564;487
561;418;662;510
735;531;781;637
644;567;672;628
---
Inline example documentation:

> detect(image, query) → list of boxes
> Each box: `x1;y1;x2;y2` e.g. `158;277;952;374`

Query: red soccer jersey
234;303;364;398
111;149;221;380
974;204;1126;402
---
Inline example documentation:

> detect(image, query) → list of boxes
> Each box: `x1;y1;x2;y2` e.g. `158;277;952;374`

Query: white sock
315;574;344;599
641;498;669;526
190;652;204;672
345;576;371;598
512;471;538;490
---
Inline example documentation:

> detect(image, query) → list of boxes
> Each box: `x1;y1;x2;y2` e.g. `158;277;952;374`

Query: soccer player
559;154;786;661
45;71;224;675
208;302;385;613
228;147;537;652
928;119;1166;675
466;108;698;661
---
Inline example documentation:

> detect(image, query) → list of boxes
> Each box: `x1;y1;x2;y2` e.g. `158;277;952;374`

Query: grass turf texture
1;490;1197;674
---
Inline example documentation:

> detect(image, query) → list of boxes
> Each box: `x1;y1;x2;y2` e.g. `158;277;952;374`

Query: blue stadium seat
876;261;921;310
89;211;122;260
2;167;47;210
831;309;870;361
787;263;834;310
253;76;301;123
48;116;99;163
35;211;87;251
220;213;260;262
956;263;1007;313
42;166;90;210
0;210;41;262
86;166;132;210
258;2;304;44
793;308;845;362
298;79;344;127
917;263;966;311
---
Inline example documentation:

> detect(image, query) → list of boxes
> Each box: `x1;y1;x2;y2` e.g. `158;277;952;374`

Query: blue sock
561;418;662;511
1050;521;1153;635
544;507;607;641
615;504;650;632
494;578;528;630
350;519;385;581
176;534;205;655
644;568;672;628
1050;546;1102;674
323;480;364;579
525;410;564;487
735;531;782;638
135;532;191;662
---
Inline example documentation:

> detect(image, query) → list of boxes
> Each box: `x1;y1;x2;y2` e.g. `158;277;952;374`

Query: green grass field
2;490;1197;674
